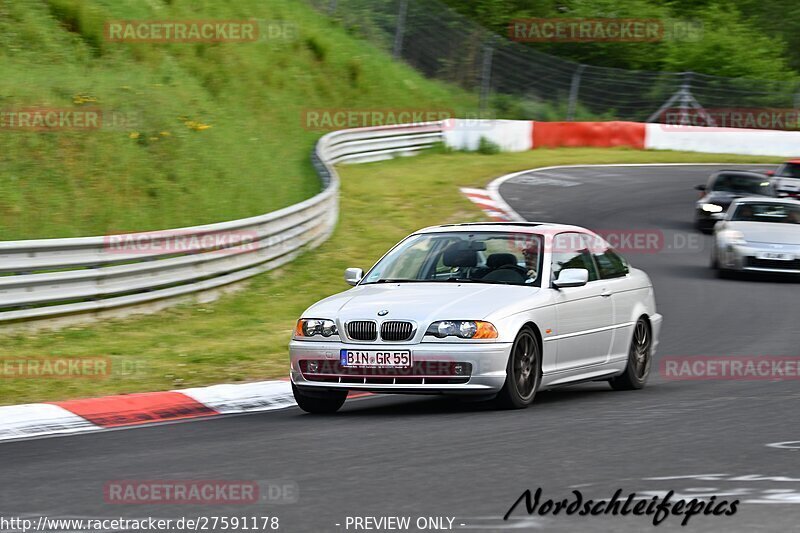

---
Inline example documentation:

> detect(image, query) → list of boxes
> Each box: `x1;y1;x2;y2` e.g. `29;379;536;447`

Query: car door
588;241;640;362
551;232;614;371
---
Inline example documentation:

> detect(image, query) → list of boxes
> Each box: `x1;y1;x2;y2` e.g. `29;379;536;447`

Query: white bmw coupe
289;222;662;413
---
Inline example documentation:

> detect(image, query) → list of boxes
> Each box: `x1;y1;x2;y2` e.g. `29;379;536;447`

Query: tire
695;219;712;234
712;245;737;278
495;327;541;409
292;383;347;414
609;318;652;391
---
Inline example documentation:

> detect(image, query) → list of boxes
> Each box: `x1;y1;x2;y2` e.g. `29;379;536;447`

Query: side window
591;243;629;279
711;174;727;191
551;232;599;282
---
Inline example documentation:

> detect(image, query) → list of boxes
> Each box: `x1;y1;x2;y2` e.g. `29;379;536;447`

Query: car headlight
425;320;498;339
720;230;747;246
294;318;337;338
701;203;724;213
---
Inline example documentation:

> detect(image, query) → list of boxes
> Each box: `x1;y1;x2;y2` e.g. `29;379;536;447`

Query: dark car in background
694;170;776;232
765;160;800;199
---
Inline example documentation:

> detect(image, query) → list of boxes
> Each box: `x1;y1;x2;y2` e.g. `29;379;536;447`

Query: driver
736;205;754;221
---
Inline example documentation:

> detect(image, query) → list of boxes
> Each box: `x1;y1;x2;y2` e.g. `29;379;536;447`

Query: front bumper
717;243;800;274
289;340;512;394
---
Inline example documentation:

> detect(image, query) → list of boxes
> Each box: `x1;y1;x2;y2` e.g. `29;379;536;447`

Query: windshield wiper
368;278;526;285
370;278;431;284
445;278;516;285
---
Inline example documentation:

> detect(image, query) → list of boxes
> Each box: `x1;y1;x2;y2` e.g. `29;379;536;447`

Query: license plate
756;252;793;261
340;349;412;368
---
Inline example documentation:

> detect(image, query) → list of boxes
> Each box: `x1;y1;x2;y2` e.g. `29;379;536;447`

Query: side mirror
553;268;589;289
695;184;706;192
344;267;363;286
765;170;775;177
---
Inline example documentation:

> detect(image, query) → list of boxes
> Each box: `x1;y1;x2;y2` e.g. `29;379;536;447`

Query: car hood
304;283;543;323
728;222;800;245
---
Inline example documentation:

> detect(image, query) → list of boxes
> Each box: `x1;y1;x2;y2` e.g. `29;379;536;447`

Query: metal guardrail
0;122;444;325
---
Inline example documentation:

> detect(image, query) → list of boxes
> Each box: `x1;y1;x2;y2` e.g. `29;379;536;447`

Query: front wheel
292;383;347;413
609;318;651;391
495;327;541;409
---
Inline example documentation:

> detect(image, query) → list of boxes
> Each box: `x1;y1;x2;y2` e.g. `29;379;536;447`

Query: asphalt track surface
2;164;799;533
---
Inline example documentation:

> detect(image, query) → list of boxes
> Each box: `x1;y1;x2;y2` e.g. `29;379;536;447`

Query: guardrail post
646;71;714;126
566;64;586;121
392;0;409;59
479;38;494;114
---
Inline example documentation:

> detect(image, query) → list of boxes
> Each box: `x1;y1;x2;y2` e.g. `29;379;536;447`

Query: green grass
0;147;781;405
0;0;477;240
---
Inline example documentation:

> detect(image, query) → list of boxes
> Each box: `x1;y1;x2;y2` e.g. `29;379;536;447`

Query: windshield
362;231;543;286
730;203;800;224
776;163;800;178
711;173;772;195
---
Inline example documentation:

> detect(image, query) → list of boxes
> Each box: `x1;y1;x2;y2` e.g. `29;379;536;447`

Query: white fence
0;122;444;325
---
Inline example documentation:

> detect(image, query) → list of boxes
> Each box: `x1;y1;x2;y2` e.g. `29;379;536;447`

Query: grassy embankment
0;0;477;239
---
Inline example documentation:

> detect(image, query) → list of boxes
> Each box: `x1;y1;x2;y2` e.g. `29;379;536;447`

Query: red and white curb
0;381;377;442
0;380;298;442
459;187;522;222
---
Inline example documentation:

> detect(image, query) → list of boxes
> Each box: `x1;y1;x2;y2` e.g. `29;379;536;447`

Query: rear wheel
495;327;541;409
292;383;347;414
609;318;651;391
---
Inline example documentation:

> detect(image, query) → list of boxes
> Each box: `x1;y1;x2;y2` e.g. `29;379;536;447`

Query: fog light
307;361;319;373
454;363;466;376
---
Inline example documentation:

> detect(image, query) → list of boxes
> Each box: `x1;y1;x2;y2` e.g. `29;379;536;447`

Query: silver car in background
711;198;800;276
289;222;662;413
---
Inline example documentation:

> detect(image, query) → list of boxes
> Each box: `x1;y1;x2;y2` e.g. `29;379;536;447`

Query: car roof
730;197;800;206
785;159;800;164
711;170;772;179
415;221;591;234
